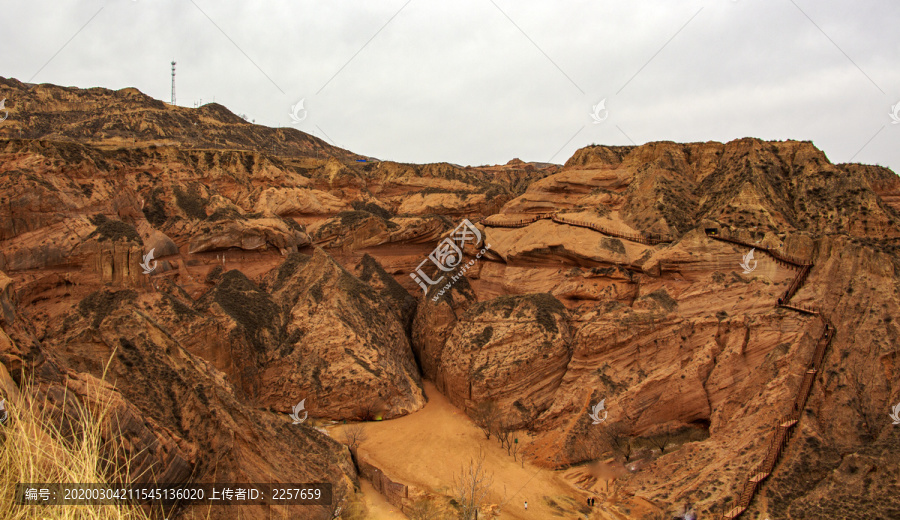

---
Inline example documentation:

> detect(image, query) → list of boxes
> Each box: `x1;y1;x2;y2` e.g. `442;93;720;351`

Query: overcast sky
4;0;900;171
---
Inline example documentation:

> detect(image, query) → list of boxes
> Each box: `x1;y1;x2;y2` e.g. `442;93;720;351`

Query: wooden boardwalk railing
550;214;673;245
706;229;834;519
480;211;673;245
777;302;818;316
704;234;810;266
479;213;551;228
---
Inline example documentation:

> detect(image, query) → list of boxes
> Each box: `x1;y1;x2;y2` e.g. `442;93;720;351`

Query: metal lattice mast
170;61;176;105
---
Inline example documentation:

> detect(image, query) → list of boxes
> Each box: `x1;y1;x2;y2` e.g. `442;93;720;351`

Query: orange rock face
2;77;900;518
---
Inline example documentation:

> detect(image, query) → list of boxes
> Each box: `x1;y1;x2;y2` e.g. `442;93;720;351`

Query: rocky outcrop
254;186;348;215
0;261;358;520
40;298;357;520
309;212;450;249
0;76;359;161
86;240;148;287
132;248;428;424
352;253;418;330
187;216;310;253
136;221;178;257
499;139;900;240
0;270;15;325
411;275;479;384
396;191;494;215
436;293;573;427
263;249;425;419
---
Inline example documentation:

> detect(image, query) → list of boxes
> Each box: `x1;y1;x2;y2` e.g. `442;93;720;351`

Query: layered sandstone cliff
1;77;899;519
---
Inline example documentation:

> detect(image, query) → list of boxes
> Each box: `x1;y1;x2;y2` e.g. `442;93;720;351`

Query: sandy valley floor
331;381;655;520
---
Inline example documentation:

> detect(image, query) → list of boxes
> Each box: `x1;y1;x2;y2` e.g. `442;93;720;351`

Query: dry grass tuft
0;375;151;520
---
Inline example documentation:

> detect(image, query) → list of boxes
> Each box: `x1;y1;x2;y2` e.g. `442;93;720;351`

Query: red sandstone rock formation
1;77;899;519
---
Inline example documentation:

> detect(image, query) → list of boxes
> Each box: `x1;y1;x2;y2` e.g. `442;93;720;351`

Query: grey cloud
4;0;898;170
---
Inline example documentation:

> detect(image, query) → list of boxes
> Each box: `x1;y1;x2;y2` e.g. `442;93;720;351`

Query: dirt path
332;381;642;520
359;479;409;520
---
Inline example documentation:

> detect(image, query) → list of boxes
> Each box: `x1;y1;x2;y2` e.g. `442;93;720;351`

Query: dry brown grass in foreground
0;376;151;520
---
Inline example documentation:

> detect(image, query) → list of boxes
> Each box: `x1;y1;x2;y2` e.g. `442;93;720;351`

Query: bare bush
599;423;634;463
471;400;500;440
356;399;387;421
647;430;673;454
341;423;368;452
407;498;450;520
326;486;366;520
494;421;522;461
510;433;521;462
573;427;604;462
496;422;512;455
453;451;493;520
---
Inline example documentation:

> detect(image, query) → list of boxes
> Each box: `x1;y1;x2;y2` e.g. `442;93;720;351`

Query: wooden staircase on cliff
705;229;834;519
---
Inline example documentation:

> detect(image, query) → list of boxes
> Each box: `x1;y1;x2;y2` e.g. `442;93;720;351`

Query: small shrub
87;215;141;243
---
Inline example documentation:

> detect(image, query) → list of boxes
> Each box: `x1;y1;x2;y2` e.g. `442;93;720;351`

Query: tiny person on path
524;500;528;510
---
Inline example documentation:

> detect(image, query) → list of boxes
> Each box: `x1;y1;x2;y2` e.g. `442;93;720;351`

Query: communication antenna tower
170;61;176;105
